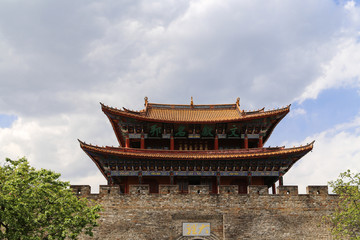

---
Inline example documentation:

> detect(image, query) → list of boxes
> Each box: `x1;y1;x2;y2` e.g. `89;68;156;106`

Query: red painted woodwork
279;175;284;186
272;184;276;194
142;178;159;193
140;134;145;149
214;135;219;150
170;136;174;150
231;179;248;194
244;135;248;149
125;136;130;148
258;136;263;148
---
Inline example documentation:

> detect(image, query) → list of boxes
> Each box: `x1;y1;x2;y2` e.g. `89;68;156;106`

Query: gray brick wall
70;185;338;240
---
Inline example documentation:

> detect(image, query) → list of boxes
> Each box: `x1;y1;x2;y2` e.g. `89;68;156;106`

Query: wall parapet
248;185;268;195
307;185;328;195
71;184;334;197
277;185;298;195
73;184;339;240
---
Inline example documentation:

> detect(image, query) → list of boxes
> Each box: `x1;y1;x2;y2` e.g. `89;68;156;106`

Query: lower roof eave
78;140;314;161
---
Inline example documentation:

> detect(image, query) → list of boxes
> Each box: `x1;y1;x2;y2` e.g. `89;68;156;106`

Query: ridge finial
236;97;240;106
144;96;148;106
191;96;194;106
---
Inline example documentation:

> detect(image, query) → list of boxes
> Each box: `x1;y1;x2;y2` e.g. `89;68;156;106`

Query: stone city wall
71;185;338;240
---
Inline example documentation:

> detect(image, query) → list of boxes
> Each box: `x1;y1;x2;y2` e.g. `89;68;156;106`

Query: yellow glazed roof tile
101;102;290;123
146;108;241;122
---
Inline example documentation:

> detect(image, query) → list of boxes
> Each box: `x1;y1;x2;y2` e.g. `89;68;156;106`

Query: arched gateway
176;233;220;240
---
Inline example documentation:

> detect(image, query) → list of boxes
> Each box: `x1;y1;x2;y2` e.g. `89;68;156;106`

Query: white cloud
0;36;28;73
82;0;346;108
288;108;306;118
297;1;360;102
298;37;360;102
285;115;360;193
1;1;360;192
0;114;111;190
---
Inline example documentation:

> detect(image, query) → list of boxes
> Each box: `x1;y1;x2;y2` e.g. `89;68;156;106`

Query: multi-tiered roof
80;98;313;193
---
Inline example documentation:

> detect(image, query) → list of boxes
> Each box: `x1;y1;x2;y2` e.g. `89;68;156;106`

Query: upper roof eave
101;102;290;124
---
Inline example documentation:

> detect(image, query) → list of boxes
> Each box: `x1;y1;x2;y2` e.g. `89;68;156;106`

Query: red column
125;135;130;148
214;135;219;150
244;134;248;149
124;177;128;194
272;184;276;194
258;136;263;148
170;135;174;150
140;134;145;149
279;173;284;186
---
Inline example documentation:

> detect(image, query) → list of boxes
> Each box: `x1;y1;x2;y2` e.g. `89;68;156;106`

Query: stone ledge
159;185;179;194
71;184;332;196
189;185;209;194
70;185;91;196
219;185;238;194
306;185;328;195
277;185;298;195
129;184;149;194
248;185;268;195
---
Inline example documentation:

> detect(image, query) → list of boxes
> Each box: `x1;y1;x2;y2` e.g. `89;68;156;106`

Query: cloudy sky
1;0;360;193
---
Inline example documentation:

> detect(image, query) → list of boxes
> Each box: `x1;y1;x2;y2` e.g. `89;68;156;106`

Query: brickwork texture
71;185;338;240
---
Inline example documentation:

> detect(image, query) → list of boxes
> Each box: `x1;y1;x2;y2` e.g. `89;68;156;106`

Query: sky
1;0;360;193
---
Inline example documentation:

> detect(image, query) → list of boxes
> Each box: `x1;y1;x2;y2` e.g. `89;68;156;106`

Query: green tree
0;157;101;240
329;170;360;239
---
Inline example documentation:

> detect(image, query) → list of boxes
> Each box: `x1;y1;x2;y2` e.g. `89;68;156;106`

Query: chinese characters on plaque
182;223;210;236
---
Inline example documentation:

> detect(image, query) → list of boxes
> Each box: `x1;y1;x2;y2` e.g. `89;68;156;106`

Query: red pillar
124;177;128;194
140;134;145;149
258;136;263;148
214;135;219;150
279;174;284;186
170;135;174;150
244;135;248;149
272;184;276;194
125;135;130;148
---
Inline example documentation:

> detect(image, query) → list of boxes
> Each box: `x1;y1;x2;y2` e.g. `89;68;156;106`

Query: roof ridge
148;102;237;108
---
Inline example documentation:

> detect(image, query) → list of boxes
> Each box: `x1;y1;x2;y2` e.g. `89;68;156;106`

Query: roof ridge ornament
144;96;148;107
236;97;244;113
190;96;194;107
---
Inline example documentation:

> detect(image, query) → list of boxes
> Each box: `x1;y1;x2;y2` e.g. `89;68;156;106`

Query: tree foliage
0;157;101;240
329;170;360;239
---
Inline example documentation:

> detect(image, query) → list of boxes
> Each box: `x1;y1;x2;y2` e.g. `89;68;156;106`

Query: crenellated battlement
70;184;334;197
73;184;338;240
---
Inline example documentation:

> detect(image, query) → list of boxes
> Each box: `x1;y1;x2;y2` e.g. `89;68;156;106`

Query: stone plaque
182;223;210;236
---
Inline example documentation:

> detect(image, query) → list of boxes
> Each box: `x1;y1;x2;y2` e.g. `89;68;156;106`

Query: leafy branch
0;157;102;240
